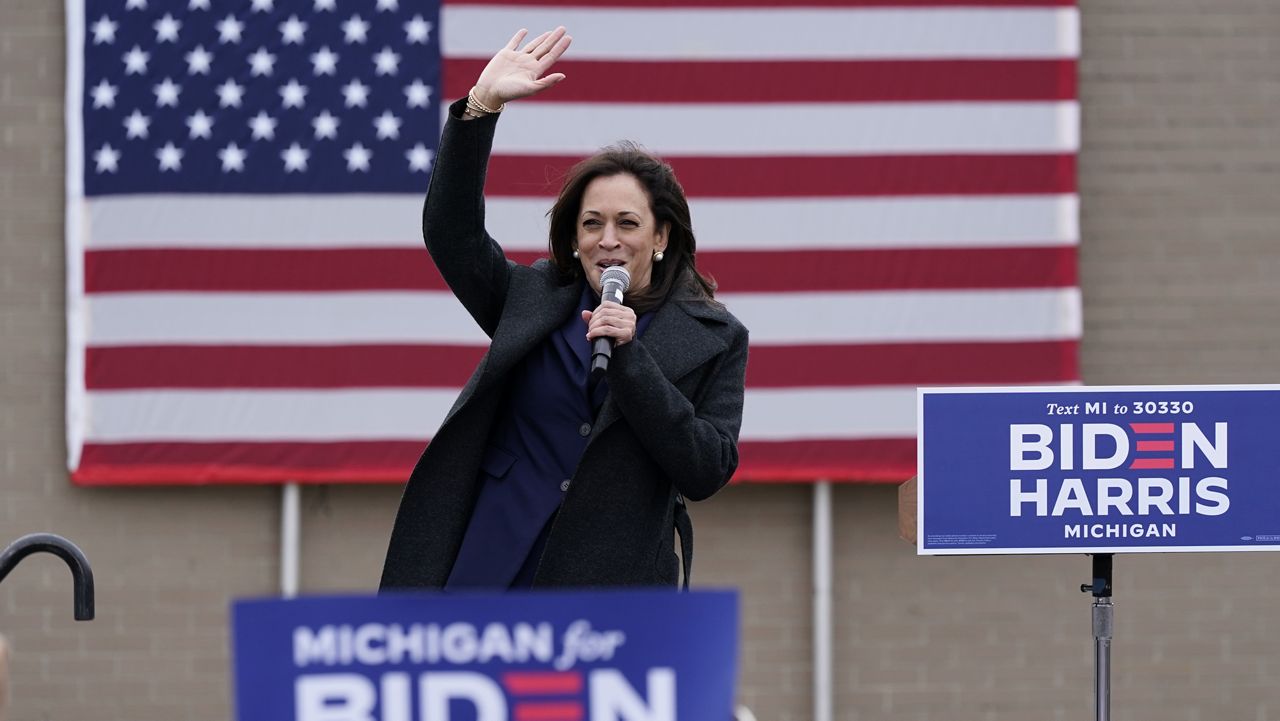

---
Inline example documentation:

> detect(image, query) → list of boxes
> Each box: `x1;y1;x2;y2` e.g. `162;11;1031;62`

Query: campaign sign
918;385;1280;555
232;589;738;721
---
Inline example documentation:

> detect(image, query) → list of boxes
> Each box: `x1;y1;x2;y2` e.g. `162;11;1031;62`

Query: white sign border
916;383;1280;556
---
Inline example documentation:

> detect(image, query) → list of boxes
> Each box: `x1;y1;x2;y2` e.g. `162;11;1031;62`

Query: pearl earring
653;250;664;262
572;249;579;258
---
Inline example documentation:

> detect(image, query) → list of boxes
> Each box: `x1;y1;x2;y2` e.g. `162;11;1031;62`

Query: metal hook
0;533;95;621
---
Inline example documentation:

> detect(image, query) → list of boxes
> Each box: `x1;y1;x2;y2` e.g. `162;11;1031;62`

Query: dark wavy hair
547;142;717;314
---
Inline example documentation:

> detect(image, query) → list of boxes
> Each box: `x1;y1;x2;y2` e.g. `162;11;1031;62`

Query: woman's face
575;173;669;296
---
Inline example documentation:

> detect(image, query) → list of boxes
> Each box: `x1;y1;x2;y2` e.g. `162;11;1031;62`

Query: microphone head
600;265;631;293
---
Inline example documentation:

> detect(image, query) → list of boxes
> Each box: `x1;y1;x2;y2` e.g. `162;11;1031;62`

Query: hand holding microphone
584;266;633;379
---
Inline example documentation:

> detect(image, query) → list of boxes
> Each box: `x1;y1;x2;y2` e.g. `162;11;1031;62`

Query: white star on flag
123;45;149;75
218;143;247;171
125;0;146;10
248;48;276;77
216;15;244;43
404;80;432;108
404;16;431;44
310;47;338;75
186;110;214;139
377;0;399;11
153;77;181;107
156;142;184;171
185;46;213;74
315;0;336;10
216;79;245;108
342;15;369;44
280;16;307;45
94;144;121;173
189;0;211;9
341;79;369;108
91;80;118;109
279;80;308;109
123;110;151;138
281;143;309;172
406;143;432;172
344;142;372;171
154;14;181;43
249;111;278;140
374;111;401;140
91;16;118;44
373;47;400;76
251;0;274;12
312;111;339;139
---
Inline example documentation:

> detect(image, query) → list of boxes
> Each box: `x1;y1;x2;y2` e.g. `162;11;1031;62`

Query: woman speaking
380;27;748;590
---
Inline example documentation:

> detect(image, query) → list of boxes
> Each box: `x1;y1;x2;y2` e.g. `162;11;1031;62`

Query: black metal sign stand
1080;554;1114;721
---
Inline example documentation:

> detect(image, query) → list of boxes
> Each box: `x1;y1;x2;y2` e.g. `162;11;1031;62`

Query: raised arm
422;27;572;335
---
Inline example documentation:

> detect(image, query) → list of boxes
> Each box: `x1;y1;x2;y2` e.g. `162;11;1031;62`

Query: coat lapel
591;294;731;436
448;266;581;414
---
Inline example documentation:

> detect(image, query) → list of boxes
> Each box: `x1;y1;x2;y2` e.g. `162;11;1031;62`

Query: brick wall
3;0;1280;719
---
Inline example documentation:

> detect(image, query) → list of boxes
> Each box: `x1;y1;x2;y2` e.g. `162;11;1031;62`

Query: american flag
66;0;1080;485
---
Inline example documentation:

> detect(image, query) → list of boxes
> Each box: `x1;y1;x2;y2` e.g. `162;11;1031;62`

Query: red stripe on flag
513;704;583;721
444;0;1075;6
85;247;1076;293
1129;423;1175;434
85;341;1077;390
486;154;1076;198
704;247;1078;292
1136;440;1174;452
445;59;1077;103
85;345;487;389
84;249;539;293
1128;458;1175;470
72;439;917;484
745;341;1078;388
737;438;917;481
503;673;584;695
73;441;427;485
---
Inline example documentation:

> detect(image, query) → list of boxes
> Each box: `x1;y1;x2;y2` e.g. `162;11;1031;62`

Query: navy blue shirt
445;285;652;589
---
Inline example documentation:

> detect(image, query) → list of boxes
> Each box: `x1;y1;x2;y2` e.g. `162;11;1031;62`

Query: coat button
578;422;591;437
560;480;571;492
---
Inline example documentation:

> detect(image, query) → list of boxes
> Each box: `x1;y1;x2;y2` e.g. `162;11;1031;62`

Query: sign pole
1081;554;1114;721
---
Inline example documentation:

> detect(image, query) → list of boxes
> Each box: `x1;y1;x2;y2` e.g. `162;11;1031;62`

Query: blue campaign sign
918;385;1280;555
231;589;738;721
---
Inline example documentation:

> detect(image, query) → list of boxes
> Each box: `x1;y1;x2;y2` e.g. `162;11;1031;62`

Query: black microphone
590;266;631;380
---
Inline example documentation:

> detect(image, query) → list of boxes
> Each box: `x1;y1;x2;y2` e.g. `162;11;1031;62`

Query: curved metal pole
0;533;95;621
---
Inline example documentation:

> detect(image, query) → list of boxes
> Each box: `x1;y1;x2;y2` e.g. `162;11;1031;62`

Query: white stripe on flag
482;196;1081;252
86;194;424;249
442;7;1081;60
87;292;491;346
85;288;1081;346
85;195;1079;251
728;289;1082;343
85;389;457;441
492;102;1080;156
82;387;920;442
742;387;917;440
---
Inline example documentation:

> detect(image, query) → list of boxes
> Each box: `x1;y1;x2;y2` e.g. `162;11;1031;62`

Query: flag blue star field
81;0;439;193
66;0;1081;485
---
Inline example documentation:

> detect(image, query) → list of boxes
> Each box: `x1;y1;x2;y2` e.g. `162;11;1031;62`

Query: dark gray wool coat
379;103;749;590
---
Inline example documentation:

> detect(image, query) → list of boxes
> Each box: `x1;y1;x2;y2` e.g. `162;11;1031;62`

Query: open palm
473;27;573;108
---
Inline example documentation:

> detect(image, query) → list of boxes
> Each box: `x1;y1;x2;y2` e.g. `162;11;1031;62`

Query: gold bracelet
466;87;505;115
